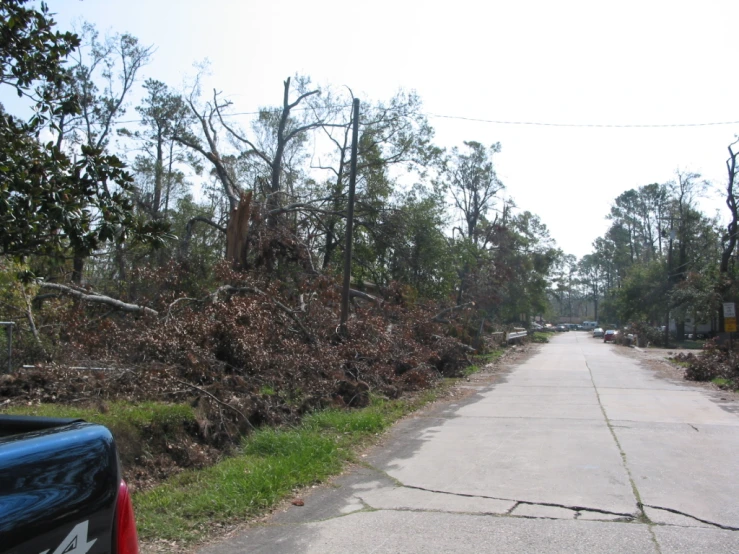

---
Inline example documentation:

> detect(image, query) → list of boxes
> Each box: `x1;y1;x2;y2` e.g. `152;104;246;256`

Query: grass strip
134;391;439;544
1;401;195;431
711;377;732;389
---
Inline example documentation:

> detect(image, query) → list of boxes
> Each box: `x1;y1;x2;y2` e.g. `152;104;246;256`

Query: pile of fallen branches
5;269;478;430
675;339;739;390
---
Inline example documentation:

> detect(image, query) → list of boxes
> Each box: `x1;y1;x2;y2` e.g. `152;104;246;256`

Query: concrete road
199;333;739;553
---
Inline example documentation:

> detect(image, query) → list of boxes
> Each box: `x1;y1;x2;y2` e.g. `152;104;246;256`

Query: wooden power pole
340;98;360;337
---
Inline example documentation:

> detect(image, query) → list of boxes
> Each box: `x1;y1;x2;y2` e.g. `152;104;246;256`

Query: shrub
627;321;665;347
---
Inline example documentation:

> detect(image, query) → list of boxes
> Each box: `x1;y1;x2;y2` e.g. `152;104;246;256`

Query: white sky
29;1;739;257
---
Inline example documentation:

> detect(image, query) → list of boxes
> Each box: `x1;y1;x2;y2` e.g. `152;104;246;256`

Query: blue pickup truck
0;415;139;554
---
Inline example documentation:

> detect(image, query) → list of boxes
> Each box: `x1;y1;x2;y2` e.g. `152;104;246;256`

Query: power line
426;113;739;128
115;108;739;128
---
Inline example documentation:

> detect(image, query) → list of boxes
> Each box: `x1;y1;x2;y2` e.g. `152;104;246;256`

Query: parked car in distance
592;327;604;338
555;324;568;332
603;329;618;342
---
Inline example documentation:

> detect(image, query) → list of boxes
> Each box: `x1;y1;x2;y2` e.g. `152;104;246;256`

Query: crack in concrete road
642;504;739;532
400;484;637;519
253;489;738;536
361;461;637;520
388;483;739;532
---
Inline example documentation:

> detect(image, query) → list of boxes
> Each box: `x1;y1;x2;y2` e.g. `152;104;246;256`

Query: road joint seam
584;359;664;554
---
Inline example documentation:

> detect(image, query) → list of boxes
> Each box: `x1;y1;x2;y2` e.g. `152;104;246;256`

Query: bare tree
214;76;322;223
173;76;241;213
174;75;329;268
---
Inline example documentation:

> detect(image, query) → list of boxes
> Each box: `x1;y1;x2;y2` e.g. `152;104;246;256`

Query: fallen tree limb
349;288;382;305
432;302;475;323
63;282;106;297
165;296;204;322
38;283;159;316
430;334;475;351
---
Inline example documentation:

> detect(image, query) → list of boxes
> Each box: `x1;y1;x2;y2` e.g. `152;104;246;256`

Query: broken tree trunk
225;191;253;268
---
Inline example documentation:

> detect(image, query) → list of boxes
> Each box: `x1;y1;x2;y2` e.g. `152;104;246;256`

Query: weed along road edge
198;333;739;554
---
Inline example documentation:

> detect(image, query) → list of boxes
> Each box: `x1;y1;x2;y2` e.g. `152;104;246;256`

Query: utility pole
339;98;360;337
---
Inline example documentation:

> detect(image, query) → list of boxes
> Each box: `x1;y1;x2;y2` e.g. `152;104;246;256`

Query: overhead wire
115;106;739;128
425;114;739;128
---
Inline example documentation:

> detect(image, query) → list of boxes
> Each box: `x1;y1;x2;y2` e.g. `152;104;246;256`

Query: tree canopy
0;0;166;260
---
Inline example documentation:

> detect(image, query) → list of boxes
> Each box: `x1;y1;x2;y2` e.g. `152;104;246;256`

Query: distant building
669;317;715;337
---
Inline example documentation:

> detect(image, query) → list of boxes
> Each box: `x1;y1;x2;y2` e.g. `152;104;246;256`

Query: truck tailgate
0;420;120;554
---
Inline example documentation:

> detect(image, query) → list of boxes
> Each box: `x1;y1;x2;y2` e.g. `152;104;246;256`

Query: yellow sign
726;317;737;332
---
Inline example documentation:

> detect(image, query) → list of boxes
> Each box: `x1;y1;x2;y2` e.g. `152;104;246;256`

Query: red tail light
115;480;139;554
